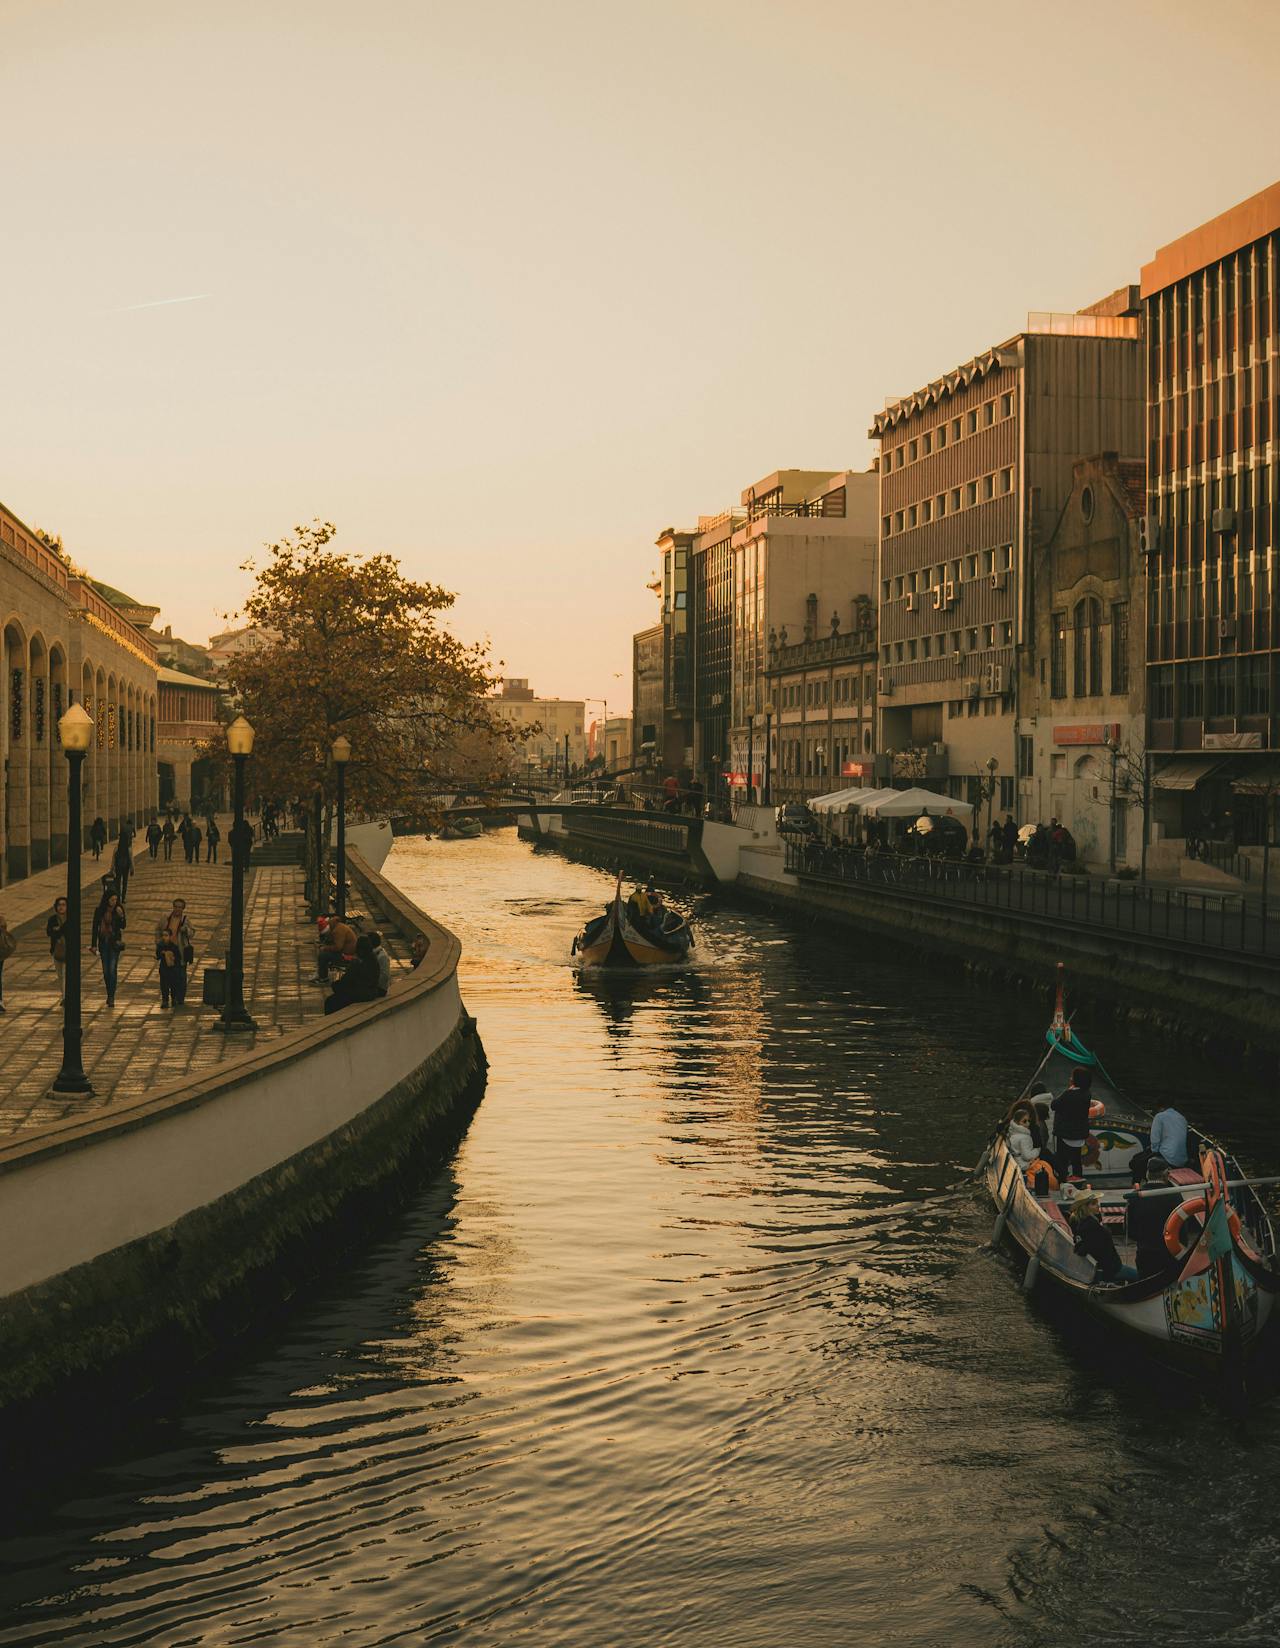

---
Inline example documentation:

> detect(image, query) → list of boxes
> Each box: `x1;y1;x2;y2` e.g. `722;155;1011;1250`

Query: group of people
1021;818;1078;873
1004;1074;1196;1285
313;915;410;1014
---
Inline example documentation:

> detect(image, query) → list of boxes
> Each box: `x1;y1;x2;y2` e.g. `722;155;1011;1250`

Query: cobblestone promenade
0;829;354;1135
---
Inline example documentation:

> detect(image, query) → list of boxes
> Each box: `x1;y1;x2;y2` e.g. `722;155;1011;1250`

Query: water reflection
2;829;1279;1647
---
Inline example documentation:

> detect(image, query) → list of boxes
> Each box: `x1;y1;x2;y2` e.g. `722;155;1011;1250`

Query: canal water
3;829;1280;1647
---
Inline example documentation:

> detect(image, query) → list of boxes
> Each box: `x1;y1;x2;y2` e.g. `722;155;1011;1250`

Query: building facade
0;502;158;881
870;299;1144;817
1141;180;1280;852
631;625;664;773
1027;454;1147;866
157;666;226;811
490;678;586;776
766;603;878;804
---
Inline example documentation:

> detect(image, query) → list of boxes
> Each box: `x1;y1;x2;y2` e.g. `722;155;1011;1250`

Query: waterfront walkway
0;836;408;1136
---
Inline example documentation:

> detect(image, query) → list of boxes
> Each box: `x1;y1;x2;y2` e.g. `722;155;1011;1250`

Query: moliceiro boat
572;877;694;970
982;968;1278;1399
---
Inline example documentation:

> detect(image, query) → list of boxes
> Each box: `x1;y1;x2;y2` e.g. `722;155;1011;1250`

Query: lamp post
52;703;94;1096
219;715;257;1032
332;734;351;922
762;700;775;806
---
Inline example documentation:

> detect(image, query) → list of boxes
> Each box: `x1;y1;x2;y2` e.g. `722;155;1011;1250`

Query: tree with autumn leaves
212;522;527;909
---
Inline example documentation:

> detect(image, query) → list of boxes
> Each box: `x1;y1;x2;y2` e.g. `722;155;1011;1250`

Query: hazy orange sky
3;0;1279;703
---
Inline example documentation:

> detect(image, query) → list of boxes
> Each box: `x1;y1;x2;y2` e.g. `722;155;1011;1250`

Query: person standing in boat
1124;1160;1189;1278
1068;1190;1138;1283
1051;1068;1093;1180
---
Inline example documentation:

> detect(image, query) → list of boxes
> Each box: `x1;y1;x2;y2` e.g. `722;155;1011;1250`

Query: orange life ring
1089;1099;1106;1121
1024;1158;1059;1191
1163;1195;1241;1256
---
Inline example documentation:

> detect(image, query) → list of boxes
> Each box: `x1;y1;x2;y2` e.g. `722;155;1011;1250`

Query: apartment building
767;593;878;803
1142;179;1280;852
870;298;1143;816
490;678;586;775
631;626;664;771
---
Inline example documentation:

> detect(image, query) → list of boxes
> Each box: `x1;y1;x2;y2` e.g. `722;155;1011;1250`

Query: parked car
775;803;821;839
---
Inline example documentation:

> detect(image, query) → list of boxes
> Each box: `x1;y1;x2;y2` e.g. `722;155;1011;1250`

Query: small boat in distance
573;876;694;970
981;967;1278;1402
441;816;484;840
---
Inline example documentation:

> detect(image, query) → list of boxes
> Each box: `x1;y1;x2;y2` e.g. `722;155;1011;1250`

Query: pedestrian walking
190;823;203;862
46;896;69;1002
162;815;176;860
112;829;134;904
205;818;221;863
146;818;162;859
180;814;195;863
154;897;195;1008
91;890;126;1007
90;817;107;860
0;913;14;1013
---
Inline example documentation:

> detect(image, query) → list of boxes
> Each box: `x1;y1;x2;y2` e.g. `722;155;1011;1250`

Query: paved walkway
0;832;404;1137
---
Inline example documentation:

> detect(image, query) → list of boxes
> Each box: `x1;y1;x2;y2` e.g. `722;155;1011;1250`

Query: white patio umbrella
862;786;975;820
810;786;897;815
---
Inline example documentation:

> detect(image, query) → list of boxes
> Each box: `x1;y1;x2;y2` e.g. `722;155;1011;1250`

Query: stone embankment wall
0;849;485;1457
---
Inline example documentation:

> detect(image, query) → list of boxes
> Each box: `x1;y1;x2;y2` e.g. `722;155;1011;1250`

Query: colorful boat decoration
981;967;1278;1401
572;876;694;970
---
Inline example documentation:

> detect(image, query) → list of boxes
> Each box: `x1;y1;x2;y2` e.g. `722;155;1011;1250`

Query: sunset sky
3;0;1279;703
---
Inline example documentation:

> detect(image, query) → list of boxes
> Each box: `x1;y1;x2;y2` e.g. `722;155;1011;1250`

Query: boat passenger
1124;1159;1186;1277
1149;1100;1190;1168
1068;1191;1138;1284
1051;1069;1093;1180
1003;1101;1046;1169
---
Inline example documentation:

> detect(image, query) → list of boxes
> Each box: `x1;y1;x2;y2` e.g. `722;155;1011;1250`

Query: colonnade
1;618;158;882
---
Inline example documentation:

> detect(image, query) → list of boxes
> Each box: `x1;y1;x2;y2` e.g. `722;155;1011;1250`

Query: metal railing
782;841;1280;961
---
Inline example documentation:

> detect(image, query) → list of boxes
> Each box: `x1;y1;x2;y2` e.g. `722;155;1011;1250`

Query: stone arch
3;618;31;879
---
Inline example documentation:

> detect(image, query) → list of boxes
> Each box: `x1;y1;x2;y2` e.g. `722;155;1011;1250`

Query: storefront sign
725;772;760;788
1203;731;1262;750
841;760;871;777
1053;723;1121;746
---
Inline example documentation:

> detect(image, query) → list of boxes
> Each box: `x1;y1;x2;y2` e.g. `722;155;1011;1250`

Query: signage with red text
1053;722;1121;746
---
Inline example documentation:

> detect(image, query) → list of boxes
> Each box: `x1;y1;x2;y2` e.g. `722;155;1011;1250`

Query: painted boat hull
574;893;693;971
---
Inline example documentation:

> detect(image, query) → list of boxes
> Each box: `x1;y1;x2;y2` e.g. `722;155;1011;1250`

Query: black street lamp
762;700;775;806
219;714;257;1032
332;734;351;921
52;702;95;1096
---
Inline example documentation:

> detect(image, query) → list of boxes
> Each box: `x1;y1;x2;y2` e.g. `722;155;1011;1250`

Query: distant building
589;714;631;771
153;624;215;679
631;627;664;774
157;666;226;811
207;624;278;671
1027;454;1146;867
1141;179;1280;860
767;595;878;804
490;678;586;776
870;294;1144;818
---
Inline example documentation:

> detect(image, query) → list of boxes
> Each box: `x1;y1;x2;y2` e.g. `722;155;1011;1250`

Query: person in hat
1068;1190;1138;1284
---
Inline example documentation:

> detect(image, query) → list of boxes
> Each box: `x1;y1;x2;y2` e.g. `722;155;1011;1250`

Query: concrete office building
491;678;586;777
1141;179;1280;858
870;296;1144;816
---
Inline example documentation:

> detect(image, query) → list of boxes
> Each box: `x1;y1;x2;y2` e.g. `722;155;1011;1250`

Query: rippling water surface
5;830;1280;1646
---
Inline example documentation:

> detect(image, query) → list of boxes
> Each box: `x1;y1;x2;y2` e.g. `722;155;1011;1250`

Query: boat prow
573;878;695;971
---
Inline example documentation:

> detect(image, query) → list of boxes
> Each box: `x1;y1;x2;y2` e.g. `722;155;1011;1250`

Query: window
1051;611;1067;698
909;439;918;461
983;474;995;500
936;493;946;517
922;432;932;455
921;499;932;523
908;640;918;660
950;488;961;511
882;578;891;600
1244;654;1270;715
1072;598;1103;696
922;636;932;658
895;576;904;598
1000;468;1013;494
982;548;995;574
966;481;977;506
952;418;961;440
1018;735;1034;777
937;425;947;449
966;554;978;579
907;505;918;527
966;410;978;434
984;400;995;426
984;624;996;647
895;447;904;469
1179;664;1203;718
882;516;891;538
894;511;904;532
967;627;979;651
1150;665;1174;719
1208;659;1235;717
1001;621;1013;645
1001;392;1014;418
1000;544;1013;570
1110;602;1129;693
894;642;904;662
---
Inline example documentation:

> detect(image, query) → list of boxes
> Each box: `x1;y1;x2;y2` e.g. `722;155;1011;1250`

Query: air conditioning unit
965;678;980;698
1212;507;1237;536
930;741;945;756
878;674;894;696
990;571;1008;592
1219;617;1237;640
905;592;918;613
992;665;1004;693
1138;514;1161;556
944;579;957;606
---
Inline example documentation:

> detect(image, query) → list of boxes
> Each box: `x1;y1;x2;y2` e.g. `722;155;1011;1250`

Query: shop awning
1152;758;1222;791
1231;762;1280;796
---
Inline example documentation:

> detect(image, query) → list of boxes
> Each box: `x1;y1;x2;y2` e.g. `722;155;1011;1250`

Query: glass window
1051;611;1067;698
1110;602;1129;693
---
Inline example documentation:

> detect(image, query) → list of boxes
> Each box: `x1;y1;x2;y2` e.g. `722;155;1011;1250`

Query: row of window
945;697;1010;719
778;674;874;709
882;469;1015;537
1049;600;1130;698
881;623;1014;665
778;730;874;776
883;393;1016;470
882;546;1014;603
1149;656;1271;719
